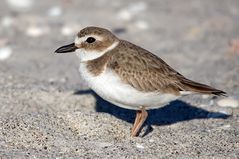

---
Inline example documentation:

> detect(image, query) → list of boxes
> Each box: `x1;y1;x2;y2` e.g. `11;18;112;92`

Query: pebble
97;142;112;148
217;98;239;108
61;24;81;36
117;10;132;21
134;20;149;30
207;112;223;118
149;139;154;143
48;78;56;84
229;39;239;55
218;109;233;116
218;124;231;130
202;94;210;99
61;26;74;36
1;16;14;28
117;2;147;21
59;78;67;83
25;26;49;37
209;100;214;106
0;47;12;61
128;2;147;14
199;104;207;107
5;0;34;11
47;6;62;17
136;143;144;149
48;77;67;84
207;108;232;118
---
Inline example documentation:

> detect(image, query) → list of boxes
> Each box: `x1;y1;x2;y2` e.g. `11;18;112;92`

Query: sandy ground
0;0;239;158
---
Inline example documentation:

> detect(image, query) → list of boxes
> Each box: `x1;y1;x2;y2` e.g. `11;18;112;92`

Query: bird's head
55;26;119;62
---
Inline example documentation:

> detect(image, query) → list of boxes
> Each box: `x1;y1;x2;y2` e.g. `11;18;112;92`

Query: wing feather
107;40;183;95
107;40;226;96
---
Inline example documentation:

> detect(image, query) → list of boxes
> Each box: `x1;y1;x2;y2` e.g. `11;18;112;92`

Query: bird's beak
55;43;78;53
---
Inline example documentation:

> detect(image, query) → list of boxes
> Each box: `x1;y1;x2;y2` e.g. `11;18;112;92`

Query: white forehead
74;35;103;45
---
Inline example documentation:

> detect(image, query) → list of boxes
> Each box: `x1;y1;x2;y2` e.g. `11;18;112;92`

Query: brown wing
107;40;226;96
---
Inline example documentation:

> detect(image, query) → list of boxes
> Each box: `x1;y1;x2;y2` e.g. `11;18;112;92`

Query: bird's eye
86;37;96;43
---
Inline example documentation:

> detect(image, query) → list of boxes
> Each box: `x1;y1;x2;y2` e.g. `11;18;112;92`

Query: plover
55;26;226;137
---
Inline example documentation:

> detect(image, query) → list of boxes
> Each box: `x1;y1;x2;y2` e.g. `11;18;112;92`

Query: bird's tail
181;78;226;96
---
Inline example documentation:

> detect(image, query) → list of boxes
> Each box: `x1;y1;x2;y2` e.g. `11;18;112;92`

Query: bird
55;26;226;137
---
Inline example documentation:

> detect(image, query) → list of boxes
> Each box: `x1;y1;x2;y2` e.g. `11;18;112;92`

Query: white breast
79;63;179;110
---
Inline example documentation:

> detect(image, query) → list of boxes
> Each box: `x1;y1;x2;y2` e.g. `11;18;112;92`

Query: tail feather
181;78;226;96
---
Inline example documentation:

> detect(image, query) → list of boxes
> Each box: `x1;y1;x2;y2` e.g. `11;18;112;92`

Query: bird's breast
78;63;179;110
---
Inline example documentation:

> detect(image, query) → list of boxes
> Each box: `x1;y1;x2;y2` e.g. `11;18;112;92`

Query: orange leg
131;110;142;135
131;107;148;137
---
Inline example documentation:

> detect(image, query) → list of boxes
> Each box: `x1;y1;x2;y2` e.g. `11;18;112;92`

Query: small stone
207;113;219;118
6;0;34;11
199;104;207;107
229;39;239;55
61;26;74;36
1;16;14;28
117;2;147;22
207;109;231;118
136;143;144;149
48;78;56;84
97;142;112;148
219;124;231;130
0;47;12;60
26;26;49;37
128;2;147;13
209;100;214;106
60;78;67;83
61;24;81;36
217;98;239;108
117;10;132;21
135;21;149;30
218;109;233;116
47;6;62;17
202;94;210;99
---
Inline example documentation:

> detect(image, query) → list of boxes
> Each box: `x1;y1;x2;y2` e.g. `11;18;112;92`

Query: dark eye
86;37;96;43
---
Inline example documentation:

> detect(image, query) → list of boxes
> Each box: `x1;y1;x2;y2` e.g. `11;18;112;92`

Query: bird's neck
75;41;119;62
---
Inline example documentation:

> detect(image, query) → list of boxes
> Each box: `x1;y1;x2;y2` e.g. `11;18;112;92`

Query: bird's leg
131;107;148;137
131;110;142;135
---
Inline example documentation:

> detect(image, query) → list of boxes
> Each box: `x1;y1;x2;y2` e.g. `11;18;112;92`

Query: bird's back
107;40;226;96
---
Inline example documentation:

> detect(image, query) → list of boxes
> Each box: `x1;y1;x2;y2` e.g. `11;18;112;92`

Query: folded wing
107;40;226;96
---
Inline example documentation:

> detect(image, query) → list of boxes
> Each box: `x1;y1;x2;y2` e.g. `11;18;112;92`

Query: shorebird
55;26;226;137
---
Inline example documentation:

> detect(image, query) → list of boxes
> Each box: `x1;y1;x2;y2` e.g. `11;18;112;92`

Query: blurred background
0;0;239;158
0;0;238;108
0;0;239;89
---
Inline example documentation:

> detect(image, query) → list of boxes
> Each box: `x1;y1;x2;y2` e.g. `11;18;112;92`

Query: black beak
55;43;77;53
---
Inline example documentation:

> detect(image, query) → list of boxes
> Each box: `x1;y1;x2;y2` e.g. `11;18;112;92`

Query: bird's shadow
74;89;230;135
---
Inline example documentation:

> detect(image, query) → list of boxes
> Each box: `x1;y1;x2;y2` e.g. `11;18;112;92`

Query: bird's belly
79;64;179;110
